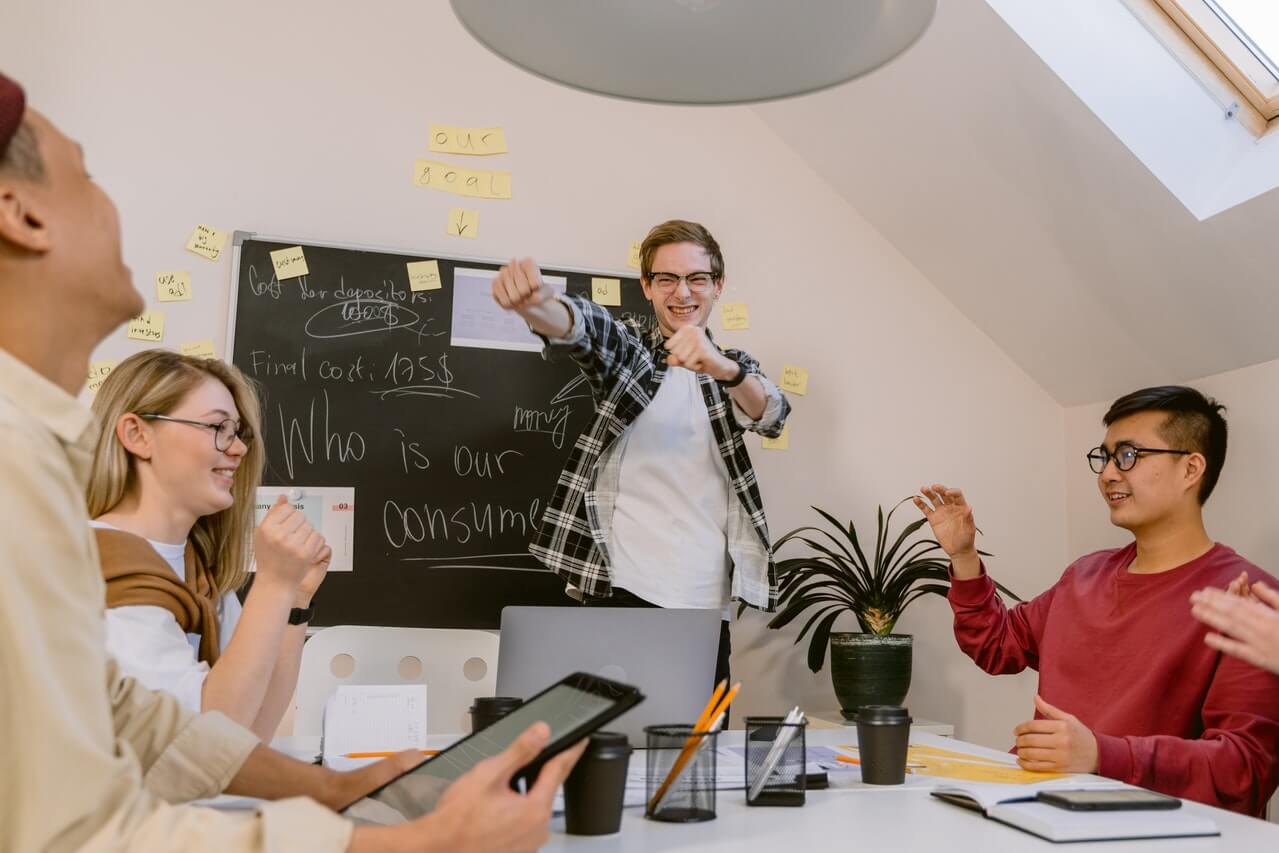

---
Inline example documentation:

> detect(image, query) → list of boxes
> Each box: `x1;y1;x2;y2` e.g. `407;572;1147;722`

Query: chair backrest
294;626;499;736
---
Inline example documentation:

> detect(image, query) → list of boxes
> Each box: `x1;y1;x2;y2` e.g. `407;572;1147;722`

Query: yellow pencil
342;749;439;759
648;681;741;812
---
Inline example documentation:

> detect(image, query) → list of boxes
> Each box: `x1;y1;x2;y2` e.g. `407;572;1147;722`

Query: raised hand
254;495;326;594
1191;580;1279;675
913;484;979;578
664;325;738;380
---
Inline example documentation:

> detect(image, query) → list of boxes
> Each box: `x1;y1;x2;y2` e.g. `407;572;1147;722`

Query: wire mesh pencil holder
744;715;807;806
644;723;718;822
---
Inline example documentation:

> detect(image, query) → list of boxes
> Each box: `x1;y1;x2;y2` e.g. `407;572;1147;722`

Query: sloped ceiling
753;0;1279;406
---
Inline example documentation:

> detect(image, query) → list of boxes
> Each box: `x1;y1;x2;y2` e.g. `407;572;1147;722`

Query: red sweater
949;542;1279;815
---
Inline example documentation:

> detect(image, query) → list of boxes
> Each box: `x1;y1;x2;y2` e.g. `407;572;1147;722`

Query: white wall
3;0;1068;749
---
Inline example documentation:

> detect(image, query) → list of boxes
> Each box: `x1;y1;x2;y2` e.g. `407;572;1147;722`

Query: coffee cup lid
584;730;631;757
471;696;524;710
855;705;912;725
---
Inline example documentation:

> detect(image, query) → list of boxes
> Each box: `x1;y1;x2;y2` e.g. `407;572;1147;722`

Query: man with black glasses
914;385;1279;816
492;220;790;686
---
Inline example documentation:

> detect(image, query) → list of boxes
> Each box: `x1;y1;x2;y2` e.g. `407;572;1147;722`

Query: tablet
1036;789;1182;811
337;671;644;821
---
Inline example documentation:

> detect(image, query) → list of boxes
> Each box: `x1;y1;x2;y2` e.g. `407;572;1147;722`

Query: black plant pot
829;632;912;720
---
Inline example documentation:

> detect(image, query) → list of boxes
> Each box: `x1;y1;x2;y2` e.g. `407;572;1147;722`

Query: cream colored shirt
0;347;352;852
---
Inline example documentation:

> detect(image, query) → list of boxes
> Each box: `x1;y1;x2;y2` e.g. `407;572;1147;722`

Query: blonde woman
87;349;328;740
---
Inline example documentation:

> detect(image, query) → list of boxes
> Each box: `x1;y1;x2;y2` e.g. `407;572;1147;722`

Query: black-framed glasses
649;271;718;293
1086;443;1191;474
139;413;254;452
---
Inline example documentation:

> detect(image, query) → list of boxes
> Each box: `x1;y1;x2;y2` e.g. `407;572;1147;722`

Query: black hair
1102;385;1227;504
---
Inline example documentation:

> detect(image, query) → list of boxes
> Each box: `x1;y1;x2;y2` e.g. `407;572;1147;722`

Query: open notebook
931;780;1220;843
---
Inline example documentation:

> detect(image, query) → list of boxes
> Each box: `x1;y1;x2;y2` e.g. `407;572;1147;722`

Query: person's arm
718;348;788;434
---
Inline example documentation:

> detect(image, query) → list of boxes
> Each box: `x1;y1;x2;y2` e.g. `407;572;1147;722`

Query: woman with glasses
86;349;329;740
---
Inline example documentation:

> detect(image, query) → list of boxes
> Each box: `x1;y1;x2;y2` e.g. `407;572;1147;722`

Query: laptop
496;606;721;745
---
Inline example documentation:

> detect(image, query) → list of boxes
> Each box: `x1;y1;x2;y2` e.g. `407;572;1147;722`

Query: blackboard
228;234;652;628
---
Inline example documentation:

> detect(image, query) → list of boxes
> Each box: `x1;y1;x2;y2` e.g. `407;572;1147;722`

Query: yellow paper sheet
413;159;512;199
126;310;165;343
407;259;442;292
185;224;228;261
86;359;118;394
911;759;1070;785
842;743;1014;768
761;424;789;451
720;302;750;331
270;246;310;280
447;208;479;239
627;240;642;270
780;364;808;395
428;125;508;156
155;270;192;302
591;277;621;306
180;340;217;359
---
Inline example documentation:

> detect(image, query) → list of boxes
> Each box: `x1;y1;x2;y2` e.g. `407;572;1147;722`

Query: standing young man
0;71;580;852
914;386;1279;815
492;220;790;684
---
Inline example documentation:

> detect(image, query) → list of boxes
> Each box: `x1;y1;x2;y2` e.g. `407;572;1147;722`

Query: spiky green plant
767;499;1020;673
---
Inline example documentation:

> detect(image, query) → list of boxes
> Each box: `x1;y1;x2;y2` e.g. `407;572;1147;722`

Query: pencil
648;681;742;812
342;749;439;759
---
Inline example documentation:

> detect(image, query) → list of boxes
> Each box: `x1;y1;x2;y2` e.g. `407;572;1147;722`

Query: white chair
294;626;499;736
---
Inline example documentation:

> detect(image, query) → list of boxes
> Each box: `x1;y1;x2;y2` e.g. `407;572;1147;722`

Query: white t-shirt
93;520;242;713
608;366;732;609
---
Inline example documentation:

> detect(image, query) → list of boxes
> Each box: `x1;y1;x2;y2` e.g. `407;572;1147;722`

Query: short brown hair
0;121;44;181
639;219;724;280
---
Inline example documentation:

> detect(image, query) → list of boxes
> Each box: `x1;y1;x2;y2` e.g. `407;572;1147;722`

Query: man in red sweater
914;385;1279;816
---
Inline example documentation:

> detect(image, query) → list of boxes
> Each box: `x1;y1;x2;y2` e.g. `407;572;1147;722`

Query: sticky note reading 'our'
761;424;790;451
781;365;809;395
407;259;442;292
591;278;621;306
155;271;192;302
447;208;479;239
86;360;117;394
127;310;165;343
428;125;508;156
413;159;512;199
270;246;309;280
627;241;642;270
185;225;228;261
720;302;750;331
181;340;217;359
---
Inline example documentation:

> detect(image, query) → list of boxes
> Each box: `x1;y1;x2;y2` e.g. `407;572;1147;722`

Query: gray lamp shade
450;0;937;106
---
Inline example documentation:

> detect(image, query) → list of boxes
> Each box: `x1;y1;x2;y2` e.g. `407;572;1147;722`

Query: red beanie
0;72;26;160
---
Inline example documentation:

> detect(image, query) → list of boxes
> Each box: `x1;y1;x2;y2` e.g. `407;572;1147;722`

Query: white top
608;366;731;609
93;520;241;713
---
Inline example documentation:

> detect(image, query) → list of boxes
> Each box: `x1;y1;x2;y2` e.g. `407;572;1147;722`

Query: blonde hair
87;349;264;596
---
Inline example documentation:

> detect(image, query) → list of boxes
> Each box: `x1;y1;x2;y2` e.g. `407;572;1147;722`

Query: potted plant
767;500;1019;719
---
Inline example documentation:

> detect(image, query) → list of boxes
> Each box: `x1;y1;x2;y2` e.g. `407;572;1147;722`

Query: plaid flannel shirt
529;295;789;611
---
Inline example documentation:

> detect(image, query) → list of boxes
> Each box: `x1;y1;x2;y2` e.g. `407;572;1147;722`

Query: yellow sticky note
126;310;165;343
781;364;808;395
270;246;309;280
428;125;508;156
627;241;642;270
413;159;512;199
155;270;192;302
761;424;789;451
591;277;621;306
185;225;228;261
86;359;118;394
720;302;750;331
447;208;479;239
180;340;217;359
407;259;443;292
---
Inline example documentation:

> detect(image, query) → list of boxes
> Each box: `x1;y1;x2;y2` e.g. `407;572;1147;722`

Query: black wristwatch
288;604;315;625
720;362;748;388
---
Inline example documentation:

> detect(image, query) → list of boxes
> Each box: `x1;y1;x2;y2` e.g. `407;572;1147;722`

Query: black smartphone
1036;789;1182;811
337;671;644;821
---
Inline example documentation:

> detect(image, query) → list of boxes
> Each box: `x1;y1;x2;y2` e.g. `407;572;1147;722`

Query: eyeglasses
649;271;718;293
139;413;255;452
1086;443;1191;474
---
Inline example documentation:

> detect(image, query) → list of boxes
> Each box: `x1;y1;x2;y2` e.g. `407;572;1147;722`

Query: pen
342;749;440;759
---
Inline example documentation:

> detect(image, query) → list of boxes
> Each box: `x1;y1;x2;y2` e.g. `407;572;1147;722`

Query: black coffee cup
469;696;523;733
563;731;632;836
855;705;912;785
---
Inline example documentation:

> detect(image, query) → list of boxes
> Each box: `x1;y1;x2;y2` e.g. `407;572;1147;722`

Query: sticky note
181;340;217;359
155;270;192;302
185;225;228;261
126;310;165;343
627;241;642;270
761;424;789;451
591;277;621;306
407;259;442;292
413;159;512;199
447;208;479;239
720;302;750;331
428;125;508;156
86;359;117;394
270;246;309;280
781;364;808;395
